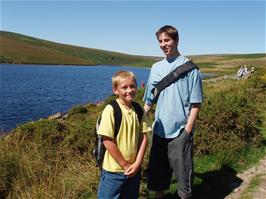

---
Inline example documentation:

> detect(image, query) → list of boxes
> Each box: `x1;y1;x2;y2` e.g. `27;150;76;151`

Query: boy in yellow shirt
97;71;151;199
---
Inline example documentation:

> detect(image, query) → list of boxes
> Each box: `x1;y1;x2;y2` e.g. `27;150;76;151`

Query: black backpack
93;100;143;168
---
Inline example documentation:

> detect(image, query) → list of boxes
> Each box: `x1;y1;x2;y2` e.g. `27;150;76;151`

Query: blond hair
112;71;137;88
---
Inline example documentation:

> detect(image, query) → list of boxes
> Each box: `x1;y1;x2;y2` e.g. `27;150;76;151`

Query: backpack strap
109;100;143;138
109;100;122;138
151;61;198;102
132;101;144;123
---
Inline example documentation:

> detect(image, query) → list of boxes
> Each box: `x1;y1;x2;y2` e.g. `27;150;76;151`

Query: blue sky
1;0;265;56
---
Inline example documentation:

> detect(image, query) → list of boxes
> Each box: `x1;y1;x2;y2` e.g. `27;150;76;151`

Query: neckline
116;99;133;112
166;53;181;63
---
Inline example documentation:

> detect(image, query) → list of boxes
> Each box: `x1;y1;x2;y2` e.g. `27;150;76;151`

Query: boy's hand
122;162;131;172
124;162;141;177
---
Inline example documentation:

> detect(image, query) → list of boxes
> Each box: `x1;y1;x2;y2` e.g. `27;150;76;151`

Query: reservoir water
0;64;150;132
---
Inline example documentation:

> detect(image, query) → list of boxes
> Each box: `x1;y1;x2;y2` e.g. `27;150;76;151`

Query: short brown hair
156;25;179;41
112;71;137;88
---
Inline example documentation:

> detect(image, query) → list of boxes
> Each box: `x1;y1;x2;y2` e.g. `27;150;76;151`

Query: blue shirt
143;55;203;138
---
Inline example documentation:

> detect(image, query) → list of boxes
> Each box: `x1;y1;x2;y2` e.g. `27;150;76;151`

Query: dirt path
251;174;266;198
225;155;266;199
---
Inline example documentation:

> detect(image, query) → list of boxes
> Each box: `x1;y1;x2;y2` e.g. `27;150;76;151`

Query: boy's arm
185;103;201;134
144;103;152;114
135;133;147;166
103;136;131;171
124;133;147;177
125;134;147;177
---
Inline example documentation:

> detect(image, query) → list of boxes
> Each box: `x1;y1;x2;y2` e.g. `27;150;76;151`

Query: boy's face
113;77;137;106
158;32;178;57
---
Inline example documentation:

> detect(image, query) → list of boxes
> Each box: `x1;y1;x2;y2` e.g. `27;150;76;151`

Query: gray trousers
147;130;193;198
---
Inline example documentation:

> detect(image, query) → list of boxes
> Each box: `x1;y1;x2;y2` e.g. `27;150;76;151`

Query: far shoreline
0;62;153;68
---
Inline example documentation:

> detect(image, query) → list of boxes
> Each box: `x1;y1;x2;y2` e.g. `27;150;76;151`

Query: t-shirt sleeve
143;68;156;105
97;105;115;138
189;69;203;104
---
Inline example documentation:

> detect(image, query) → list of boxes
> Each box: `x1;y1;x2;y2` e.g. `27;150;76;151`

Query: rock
48;112;64;120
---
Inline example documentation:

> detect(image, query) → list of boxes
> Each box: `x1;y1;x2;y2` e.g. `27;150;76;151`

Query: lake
0;64;150;132
0;64;208;133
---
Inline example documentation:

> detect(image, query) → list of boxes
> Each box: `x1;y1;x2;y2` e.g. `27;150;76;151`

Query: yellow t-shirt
97;99;151;172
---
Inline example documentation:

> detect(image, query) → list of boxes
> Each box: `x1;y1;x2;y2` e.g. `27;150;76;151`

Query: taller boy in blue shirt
143;25;203;199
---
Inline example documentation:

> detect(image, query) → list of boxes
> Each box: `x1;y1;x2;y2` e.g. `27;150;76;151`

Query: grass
0;31;158;67
224;53;266;59
196;62;218;68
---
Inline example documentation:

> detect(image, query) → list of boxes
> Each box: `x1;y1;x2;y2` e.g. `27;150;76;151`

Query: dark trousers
147;130;193;198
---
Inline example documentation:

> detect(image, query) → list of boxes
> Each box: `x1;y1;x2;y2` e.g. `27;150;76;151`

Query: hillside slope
1;31;265;72
0;31;158;67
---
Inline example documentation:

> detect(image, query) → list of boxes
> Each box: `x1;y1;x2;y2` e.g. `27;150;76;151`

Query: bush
195;75;264;156
14;119;66;150
68;105;88;116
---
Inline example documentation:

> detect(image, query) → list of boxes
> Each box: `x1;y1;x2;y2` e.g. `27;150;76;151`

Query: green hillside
1;30;265;73
0;31;158;67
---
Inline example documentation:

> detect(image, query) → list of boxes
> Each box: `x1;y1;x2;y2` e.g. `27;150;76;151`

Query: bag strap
151;61;198;102
109;100;122;138
110;100;143;137
132;101;144;123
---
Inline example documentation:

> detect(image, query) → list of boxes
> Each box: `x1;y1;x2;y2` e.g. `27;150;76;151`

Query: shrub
195;75;264;156
68;105;88;116
14;119;66;150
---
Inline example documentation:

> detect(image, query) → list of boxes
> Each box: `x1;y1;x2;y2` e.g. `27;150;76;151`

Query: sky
1;0;265;57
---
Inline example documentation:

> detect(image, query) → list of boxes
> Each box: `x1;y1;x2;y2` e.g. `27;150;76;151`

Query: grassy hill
0;31;158;67
1;30;265;73
187;53;266;76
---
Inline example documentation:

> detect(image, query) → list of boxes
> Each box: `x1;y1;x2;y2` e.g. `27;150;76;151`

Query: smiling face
158;32;178;58
113;76;137;107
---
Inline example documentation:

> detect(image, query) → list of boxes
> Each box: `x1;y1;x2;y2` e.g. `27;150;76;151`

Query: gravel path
225;156;266;199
